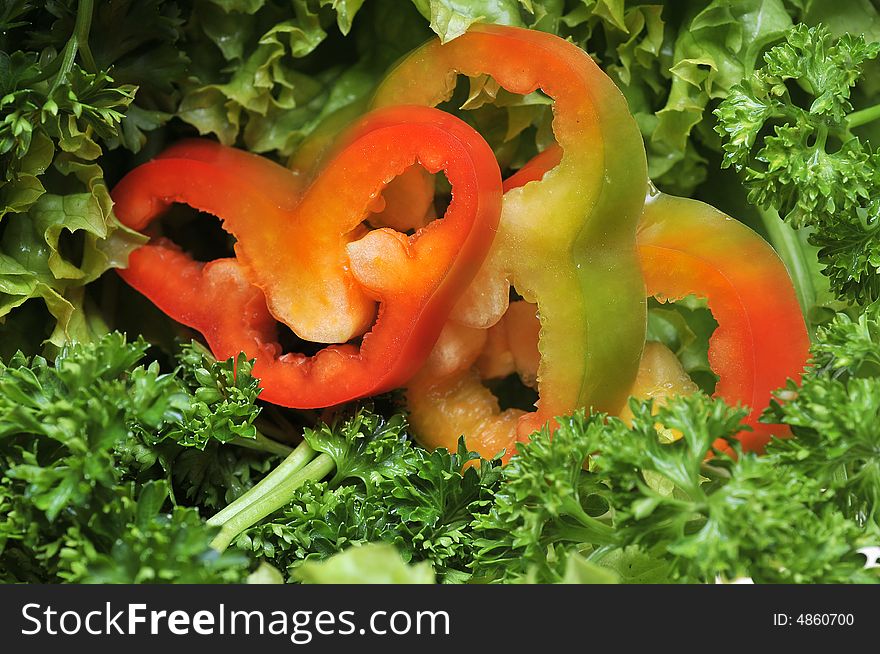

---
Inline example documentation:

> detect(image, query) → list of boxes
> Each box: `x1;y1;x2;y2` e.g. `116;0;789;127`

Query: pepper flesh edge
112;107;503;408
371;24;648;427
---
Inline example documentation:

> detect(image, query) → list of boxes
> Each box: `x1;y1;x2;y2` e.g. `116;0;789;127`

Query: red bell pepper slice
111;105;502;408
638;191;810;451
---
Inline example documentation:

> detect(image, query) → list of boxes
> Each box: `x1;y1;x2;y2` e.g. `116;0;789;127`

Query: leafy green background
4;0;880;349
3;0;880;585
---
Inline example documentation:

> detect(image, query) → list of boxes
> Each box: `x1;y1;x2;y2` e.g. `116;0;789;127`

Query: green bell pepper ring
371;24;648;430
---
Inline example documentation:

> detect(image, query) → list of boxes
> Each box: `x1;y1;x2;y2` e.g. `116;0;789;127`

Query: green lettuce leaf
411;0;526;43
648;0;793;192
0;0;184;351
180;0;432;155
0;161;144;346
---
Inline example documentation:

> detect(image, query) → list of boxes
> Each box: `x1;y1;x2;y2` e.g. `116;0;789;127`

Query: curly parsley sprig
0;333;288;582
715;24;880;304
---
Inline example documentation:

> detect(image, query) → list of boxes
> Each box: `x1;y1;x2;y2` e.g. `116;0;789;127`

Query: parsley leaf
716;24;880;302
0;332;286;582
766;303;880;533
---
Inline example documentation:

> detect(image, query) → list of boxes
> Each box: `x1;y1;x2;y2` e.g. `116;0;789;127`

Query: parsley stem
555;496;617;545
47;0;95;93
48;35;78;94
758;205;823;331
210;453;335;552
553;519;617;547
847;102;880;129
254;417;298;443
207;438;316;528
73;0;96;72
232;431;293;457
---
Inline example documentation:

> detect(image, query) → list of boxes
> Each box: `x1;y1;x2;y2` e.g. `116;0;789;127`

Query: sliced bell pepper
405;319;526;461
500;144;563;194
617;341;700;424
406;154;810;457
637;190;811;451
111;105;503;408
114;137;374;345
500;162;811;451
372;24;649;430
475;300;541;388
406;310;691;462
288;101;437;234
